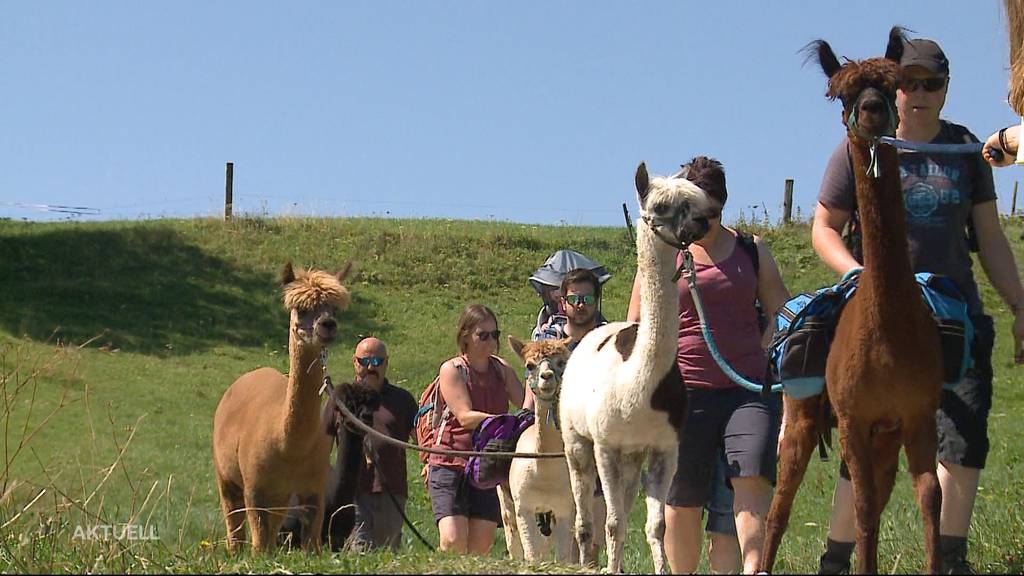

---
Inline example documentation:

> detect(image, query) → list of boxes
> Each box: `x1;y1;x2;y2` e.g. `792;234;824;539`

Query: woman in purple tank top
627;156;791;574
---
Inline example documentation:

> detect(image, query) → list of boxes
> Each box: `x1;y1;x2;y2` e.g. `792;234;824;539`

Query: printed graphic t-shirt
818;121;996;315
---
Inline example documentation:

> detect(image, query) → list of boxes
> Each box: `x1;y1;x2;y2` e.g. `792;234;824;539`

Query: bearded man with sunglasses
535;267;608;348
812;35;1024;574
341;337;418;552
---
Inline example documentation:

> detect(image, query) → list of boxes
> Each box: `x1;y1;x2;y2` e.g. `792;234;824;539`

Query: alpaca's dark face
810;27;906;142
335;382;380;435
635;162;715;248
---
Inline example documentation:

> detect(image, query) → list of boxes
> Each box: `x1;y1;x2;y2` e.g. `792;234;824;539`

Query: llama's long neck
626;224;680;394
849;139;919;314
281;331;326;452
533;396;563;453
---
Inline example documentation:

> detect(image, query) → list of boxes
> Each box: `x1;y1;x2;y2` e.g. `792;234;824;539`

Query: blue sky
2;1;1019;226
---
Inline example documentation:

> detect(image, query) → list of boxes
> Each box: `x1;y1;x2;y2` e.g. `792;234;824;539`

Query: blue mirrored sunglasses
565;294;596;306
357;356;386;367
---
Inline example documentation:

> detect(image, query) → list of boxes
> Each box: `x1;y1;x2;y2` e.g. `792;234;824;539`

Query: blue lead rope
682;250;783;394
878;136;983;155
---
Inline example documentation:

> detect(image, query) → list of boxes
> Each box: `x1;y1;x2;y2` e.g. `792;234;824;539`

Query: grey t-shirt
818;120;997;315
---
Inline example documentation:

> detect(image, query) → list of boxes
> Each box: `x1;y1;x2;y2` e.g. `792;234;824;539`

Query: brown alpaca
761;28;944;574
212;262;352;554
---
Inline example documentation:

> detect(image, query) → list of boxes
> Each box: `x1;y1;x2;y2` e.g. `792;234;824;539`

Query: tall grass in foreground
0;215;1021;573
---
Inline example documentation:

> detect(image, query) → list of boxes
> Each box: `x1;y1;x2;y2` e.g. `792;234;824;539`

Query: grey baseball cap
901;38;949;75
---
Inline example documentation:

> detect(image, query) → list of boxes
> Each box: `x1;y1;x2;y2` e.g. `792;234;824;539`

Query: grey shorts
427;465;501;524
840;314;995;479
350;492;405;552
667;387;781;508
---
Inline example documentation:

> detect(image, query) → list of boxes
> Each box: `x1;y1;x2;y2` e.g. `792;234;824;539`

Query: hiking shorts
840;313;995;479
427;465;501;524
668;386;782;508
705;454;737;535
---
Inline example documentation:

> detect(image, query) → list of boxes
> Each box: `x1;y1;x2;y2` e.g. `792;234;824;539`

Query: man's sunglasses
475;330;501;342
565;294;596;306
900;77;947;93
356;356;386;367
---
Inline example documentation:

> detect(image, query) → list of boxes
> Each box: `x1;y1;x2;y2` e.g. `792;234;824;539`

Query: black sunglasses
356;356;386;367
900;76;947;93
475;329;501;342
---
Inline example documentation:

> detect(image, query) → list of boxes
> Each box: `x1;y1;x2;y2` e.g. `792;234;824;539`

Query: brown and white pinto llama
760;28;945;574
559;162;716;573
213;262;352;554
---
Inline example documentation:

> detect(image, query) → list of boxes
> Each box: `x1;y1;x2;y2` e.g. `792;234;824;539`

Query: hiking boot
817;553;850;575
941;556;975;575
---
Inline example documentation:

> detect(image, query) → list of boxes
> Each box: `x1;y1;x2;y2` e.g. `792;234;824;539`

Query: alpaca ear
508;335;526;361
336;261;354;283
885;26;907;62
635;161;650;205
280;261;295;286
814;40;842;79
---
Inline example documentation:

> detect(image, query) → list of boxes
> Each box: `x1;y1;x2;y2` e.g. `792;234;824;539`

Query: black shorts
427;465;501;524
705;454;737;535
840;314;994;479
667;387;782;508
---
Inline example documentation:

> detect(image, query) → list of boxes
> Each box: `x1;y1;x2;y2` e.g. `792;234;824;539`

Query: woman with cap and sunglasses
812;34;1024;574
428;303;530;555
626;156;792;574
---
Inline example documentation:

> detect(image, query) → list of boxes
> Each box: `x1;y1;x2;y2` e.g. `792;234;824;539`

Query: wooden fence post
783;178;794;224
224;162;234;221
1012;181;1019;217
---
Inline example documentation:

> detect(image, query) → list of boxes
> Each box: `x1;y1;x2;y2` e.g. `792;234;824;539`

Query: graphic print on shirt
900;161;964;227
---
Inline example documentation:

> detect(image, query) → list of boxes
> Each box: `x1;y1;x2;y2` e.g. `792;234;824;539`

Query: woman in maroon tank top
429;304;530;555
627;157;791;573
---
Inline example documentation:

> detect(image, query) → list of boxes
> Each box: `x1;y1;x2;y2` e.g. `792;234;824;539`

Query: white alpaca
498;336;577;564
559;162;716;573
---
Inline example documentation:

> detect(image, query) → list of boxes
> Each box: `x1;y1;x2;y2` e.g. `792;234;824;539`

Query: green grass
1;215;1022;573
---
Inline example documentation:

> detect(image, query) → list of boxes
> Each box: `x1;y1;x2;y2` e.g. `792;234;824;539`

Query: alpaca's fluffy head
280;262;353;346
326;381;381;437
806;26;905;141
634;162;717;247
509;335;572;402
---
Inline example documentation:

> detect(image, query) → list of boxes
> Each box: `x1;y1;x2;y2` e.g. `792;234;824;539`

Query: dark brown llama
279;382;381;550
760;27;945;574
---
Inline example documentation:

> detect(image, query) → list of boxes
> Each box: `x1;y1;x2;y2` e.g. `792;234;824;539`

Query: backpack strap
944;121;982;253
432;357;470;442
734;230;760;276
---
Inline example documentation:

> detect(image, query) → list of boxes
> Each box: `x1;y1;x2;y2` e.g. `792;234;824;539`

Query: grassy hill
1;215;1022;573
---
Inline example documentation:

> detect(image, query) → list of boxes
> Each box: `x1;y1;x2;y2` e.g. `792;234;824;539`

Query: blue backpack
767;272;973;399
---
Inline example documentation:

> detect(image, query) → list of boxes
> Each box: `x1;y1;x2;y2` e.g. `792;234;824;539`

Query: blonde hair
282;268;351;312
1008;0;1024;115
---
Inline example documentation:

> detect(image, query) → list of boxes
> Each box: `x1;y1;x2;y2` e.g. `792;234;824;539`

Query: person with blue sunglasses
344;337;418;552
